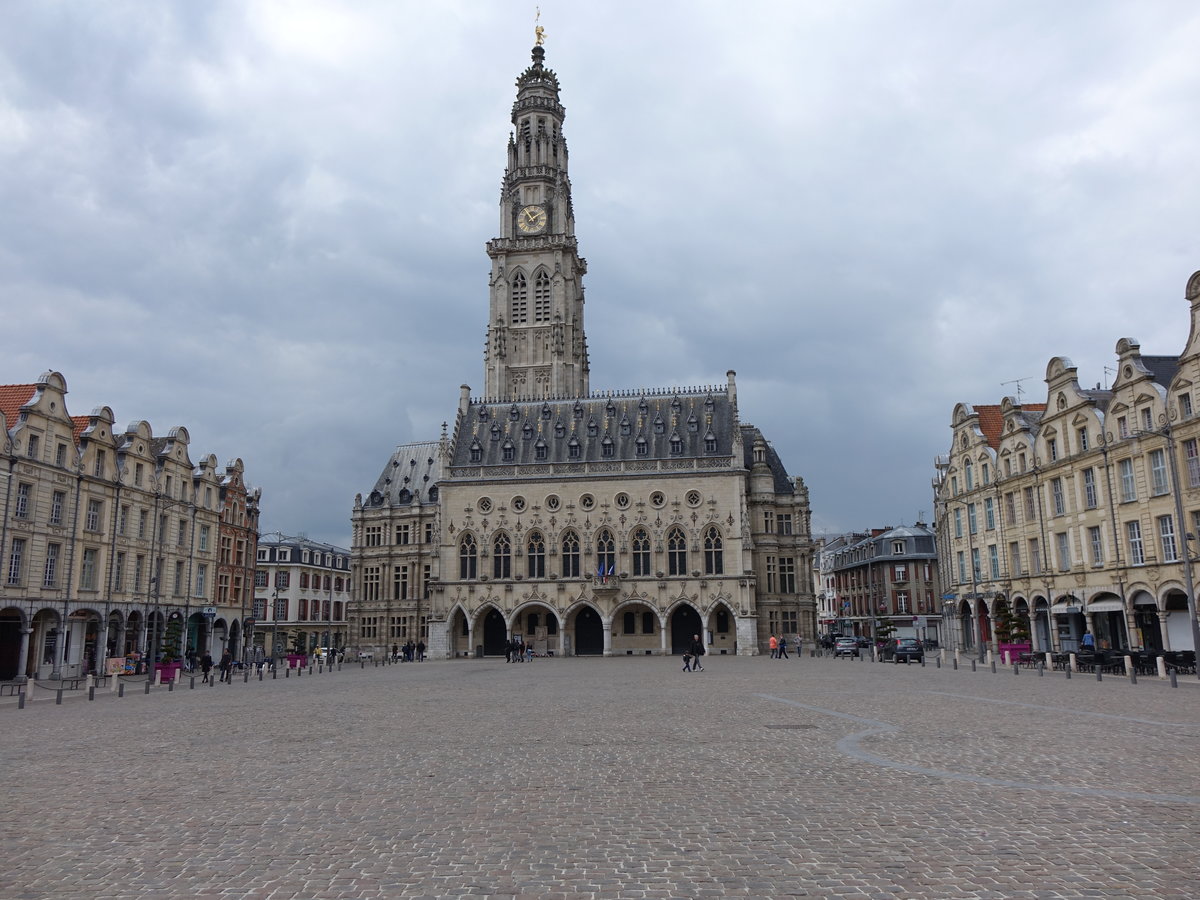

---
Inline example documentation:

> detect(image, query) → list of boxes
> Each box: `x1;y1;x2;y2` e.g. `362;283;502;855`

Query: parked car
882;637;924;664
833;637;860;658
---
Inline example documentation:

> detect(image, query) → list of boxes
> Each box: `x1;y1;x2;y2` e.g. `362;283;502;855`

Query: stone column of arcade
17;627;32;683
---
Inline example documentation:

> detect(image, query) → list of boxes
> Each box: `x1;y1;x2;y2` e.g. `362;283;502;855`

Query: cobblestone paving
2;654;1198;899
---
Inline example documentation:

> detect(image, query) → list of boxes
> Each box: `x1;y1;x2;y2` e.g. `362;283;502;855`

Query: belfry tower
483;43;590;401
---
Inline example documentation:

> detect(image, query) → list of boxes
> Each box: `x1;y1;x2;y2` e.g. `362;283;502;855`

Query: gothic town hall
350;43;816;659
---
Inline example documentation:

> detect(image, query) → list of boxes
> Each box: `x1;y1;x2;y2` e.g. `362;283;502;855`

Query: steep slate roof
0;383;37;426
450;388;734;468
1141;355;1180;388
740;424;794;494
366;441;443;508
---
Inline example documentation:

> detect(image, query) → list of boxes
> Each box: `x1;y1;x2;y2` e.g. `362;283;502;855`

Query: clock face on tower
517;204;548;234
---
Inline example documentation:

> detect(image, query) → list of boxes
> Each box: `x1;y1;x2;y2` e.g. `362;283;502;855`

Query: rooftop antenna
1102;365;1116;390
1001;376;1033;403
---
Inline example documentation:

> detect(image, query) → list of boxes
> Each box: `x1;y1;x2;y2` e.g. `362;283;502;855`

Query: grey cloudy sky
4;1;1199;547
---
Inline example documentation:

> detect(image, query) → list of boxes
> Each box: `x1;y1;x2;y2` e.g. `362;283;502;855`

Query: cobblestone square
2;655;1198;899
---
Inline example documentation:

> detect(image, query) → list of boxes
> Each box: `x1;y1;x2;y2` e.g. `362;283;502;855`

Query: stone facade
819;524;943;644
933;268;1200;657
0;370;259;681
351;45;816;658
252;535;351;659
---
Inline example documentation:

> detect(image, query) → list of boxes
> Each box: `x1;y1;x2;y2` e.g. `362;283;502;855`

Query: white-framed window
984;498;995;530
892;540;905;555
14;483;31;519
85;499;102;532
1047;437;1058;461
964;460;974;490
197;563;207;596
43;543;59;588
1126;520;1145;565
1158;515;1179;563
1089;526;1103;566
1119;459;1136;503
1078;427;1089;452
51;491;65;526
80;548;98;590
1082;468;1098;509
967;504;977;535
956;551;966;584
1009;542;1021;575
1141;408;1153;432
953;508;962;538
1056;531;1071;571
1149;449;1168;496
1180;392;1194;418
1024;486;1036;519
1029;538;1041;575
7;538;25;585
1185;439;1200;488
1051;478;1065;516
971;548;981;581
26;433;39;460
981;463;990;485
988;545;1000;579
1118;416;1129;439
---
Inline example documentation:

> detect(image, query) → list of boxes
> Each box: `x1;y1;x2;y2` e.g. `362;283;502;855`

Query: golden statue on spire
535;6;546;46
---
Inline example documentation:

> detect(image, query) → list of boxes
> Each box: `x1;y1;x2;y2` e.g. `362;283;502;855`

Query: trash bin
475;645;484;659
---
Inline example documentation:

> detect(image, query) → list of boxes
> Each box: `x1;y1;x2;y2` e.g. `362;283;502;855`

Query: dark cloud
3;1;1199;545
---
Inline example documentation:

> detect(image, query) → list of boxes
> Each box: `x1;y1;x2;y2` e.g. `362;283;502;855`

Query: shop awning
1050;603;1081;615
1087;599;1126;613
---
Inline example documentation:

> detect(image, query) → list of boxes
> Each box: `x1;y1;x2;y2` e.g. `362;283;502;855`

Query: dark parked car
882;637;924;663
833;637;860;658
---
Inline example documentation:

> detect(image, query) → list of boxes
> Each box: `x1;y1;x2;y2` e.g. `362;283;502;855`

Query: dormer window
535;439;547;460
638;398;648;414
670;435;683;455
620;417;631;436
636;437;648;456
601;438;614;458
554;421;566;438
568;439;580;459
653;416;665;435
509;405;520;421
470;441;482;463
478;407;490;421
587;420;598;437
573;402;584;419
523;423;534;440
687;414;699;433
502;441;515;461
704;432;717;453
541;404;552;420
491;424;501;441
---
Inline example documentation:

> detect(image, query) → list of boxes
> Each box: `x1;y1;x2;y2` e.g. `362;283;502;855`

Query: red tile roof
976;402;1046;449
0;383;37;427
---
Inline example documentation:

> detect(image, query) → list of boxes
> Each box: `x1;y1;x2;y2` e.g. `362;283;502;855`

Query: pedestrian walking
768;634;778;658
777;636;790;659
416;640;425;661
681;651;692;672
689;634;706;672
526;643;534;662
200;652;214;685
218;649;233;683
1080;630;1095;652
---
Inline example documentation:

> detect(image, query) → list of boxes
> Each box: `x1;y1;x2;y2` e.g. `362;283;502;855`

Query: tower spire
483;40;590;401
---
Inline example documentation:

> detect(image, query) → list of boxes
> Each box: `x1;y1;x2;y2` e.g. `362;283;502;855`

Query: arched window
623;611;636;633
632;528;651;576
716;609;729;633
534;269;551;322
493;533;512;579
703;525;723;575
459;534;477;580
596;529;615;575
527;531;546;579
562;530;580;578
642;611;655;634
667;527;687;576
510;272;528;324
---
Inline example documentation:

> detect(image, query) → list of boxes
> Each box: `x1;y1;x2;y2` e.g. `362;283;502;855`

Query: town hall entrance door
574;608;603;655
670;606;702;654
482;608;507;656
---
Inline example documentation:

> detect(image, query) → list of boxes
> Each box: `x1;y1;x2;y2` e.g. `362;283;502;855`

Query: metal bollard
144;680;151;694
1065;666;1072;679
190;677;196;690
119;682;126;697
89;686;95;701
990;661;997;674
1129;669;1137;685
935;657;940;668
272;666;277;679
18;690;26;709
1013;664;1019;675
971;660;976;672
286;666;290;677
1170;670;1178;688
168;680;174;692
1096;667;1103;682
952;659;957;670
259;667;264;681
1038;663;1044;676
56;688;63;705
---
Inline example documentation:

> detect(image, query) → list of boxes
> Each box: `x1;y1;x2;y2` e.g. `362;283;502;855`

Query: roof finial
534;6;545;46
